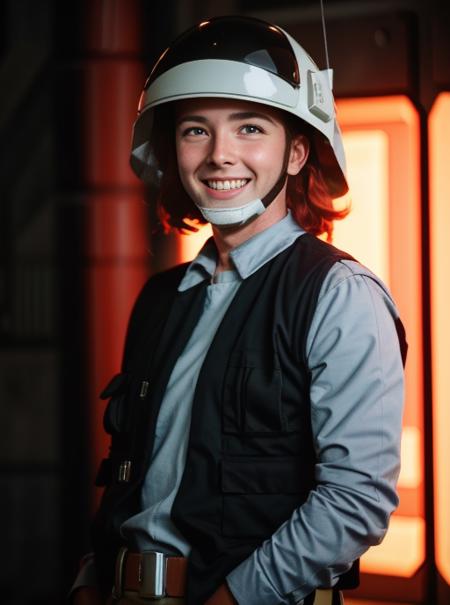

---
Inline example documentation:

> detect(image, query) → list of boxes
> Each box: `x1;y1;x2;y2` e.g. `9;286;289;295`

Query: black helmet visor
145;16;300;91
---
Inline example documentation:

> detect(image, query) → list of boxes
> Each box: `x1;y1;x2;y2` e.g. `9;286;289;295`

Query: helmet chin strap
196;137;292;228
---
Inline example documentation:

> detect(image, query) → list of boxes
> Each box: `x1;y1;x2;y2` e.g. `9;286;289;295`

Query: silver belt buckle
139;551;167;598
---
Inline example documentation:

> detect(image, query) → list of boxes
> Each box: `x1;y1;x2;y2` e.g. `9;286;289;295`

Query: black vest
92;234;405;603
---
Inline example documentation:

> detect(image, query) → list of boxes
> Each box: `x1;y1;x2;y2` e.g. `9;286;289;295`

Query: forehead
174;97;286;125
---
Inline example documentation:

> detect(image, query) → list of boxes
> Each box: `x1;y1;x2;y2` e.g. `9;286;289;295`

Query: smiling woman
73;15;407;605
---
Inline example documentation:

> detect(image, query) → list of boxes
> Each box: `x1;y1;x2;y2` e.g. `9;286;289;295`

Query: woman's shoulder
136;262;191;302
127;263;190;326
317;258;399;318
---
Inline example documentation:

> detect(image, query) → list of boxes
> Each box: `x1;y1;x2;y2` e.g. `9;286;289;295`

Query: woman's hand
72;586;105;605
204;582;238;605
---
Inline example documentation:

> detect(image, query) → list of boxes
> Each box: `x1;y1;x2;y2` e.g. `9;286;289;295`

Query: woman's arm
226;260;405;605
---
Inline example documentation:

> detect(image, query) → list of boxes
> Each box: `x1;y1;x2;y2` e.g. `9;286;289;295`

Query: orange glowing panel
399;426;423;489
333;130;390;283
336;96;423;577
429;92;450;586
179;223;213;262
359;516;426;577
346;600;415;605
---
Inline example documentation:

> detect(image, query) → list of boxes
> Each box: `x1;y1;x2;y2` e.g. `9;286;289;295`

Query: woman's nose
207;132;236;166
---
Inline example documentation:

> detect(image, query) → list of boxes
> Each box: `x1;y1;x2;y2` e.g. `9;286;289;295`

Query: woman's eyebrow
176;115;208;126
228;111;276;124
176;112;276;126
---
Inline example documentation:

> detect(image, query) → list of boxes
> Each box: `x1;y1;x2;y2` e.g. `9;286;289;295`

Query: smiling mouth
203;178;250;191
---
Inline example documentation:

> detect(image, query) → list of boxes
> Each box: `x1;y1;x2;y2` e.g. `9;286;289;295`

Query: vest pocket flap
221;456;305;494
100;373;130;434
100;372;128;399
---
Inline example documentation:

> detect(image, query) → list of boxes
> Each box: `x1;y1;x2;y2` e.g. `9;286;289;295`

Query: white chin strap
196;198;266;227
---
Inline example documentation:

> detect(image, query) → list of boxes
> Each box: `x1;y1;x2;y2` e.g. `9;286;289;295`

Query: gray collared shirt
74;212;404;604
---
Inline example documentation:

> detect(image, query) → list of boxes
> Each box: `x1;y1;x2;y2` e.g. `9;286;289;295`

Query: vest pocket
96;372;134;486
223;350;285;434
100;372;130;435
220;456;309;538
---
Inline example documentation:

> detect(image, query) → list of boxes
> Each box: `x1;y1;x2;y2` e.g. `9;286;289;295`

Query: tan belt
113;549;187;600
113;548;340;604
310;589;342;605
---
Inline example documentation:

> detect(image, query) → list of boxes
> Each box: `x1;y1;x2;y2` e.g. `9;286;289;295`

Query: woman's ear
287;134;310;176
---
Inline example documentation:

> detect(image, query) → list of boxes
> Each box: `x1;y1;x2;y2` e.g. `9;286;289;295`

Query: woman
72;15;406;605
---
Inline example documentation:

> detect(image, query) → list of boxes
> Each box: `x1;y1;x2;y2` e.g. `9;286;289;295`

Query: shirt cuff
68;554;98;599
227;555;292;605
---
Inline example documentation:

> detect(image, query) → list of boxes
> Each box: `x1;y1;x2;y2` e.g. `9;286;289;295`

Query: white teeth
207;179;248;190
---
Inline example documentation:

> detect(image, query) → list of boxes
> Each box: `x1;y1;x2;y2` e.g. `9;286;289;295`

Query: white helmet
130;15;348;226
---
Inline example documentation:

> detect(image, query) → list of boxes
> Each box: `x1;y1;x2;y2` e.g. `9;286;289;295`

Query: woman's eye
183;127;206;136
241;124;262;134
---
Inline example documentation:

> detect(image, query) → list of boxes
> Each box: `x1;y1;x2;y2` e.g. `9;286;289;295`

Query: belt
113;548;187;600
113;548;341;605
307;590;343;605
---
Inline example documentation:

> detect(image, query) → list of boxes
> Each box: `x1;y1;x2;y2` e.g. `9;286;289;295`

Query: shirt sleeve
226;260;405;605
68;553;99;600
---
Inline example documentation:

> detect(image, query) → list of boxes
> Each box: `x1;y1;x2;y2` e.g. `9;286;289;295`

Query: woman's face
174;98;308;214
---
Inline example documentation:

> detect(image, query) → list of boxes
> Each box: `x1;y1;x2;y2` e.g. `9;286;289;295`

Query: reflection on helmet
130;15;348;201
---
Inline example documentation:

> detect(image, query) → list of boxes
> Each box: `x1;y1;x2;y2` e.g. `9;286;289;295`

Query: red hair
286;162;350;242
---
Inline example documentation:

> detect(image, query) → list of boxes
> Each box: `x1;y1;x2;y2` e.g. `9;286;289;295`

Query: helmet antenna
319;0;331;73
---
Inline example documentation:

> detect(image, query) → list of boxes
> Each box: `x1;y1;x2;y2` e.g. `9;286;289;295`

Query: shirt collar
178;211;306;291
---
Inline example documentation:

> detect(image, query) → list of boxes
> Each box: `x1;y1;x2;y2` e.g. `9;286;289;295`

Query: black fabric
90;234;402;603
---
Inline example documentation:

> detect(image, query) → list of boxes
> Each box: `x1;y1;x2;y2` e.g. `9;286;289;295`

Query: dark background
0;0;449;603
